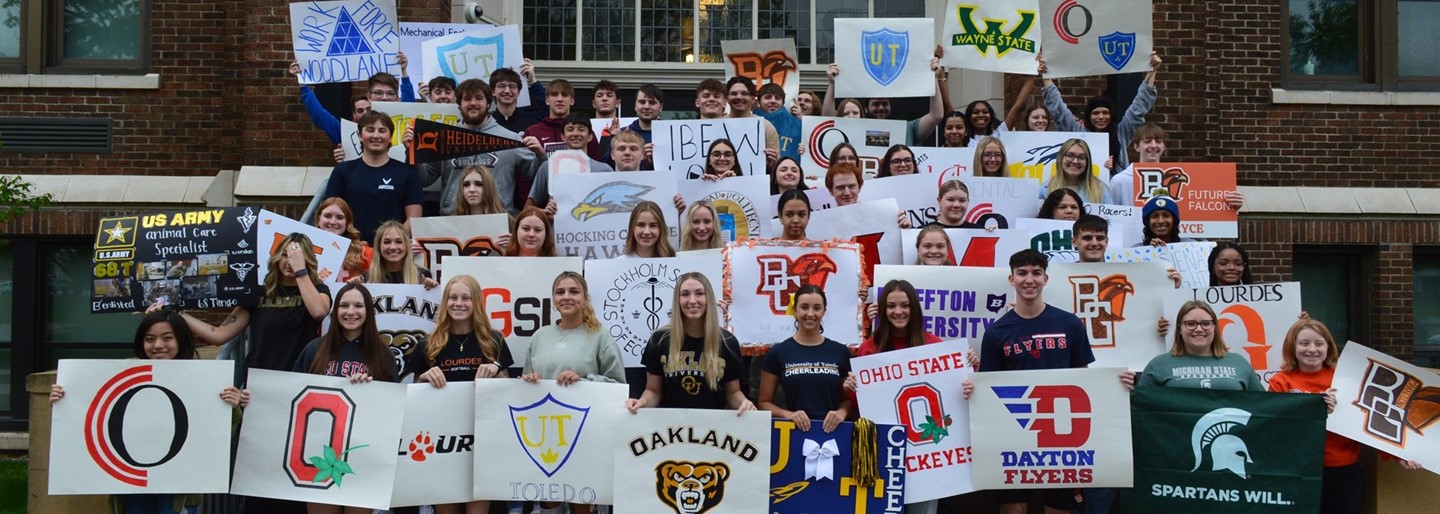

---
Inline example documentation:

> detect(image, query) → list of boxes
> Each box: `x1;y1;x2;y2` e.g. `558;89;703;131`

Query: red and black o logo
284;386;356;488
84;365;189;487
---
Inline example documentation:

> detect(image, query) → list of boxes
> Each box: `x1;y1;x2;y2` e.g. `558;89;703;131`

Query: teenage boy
756;82;800;160
610;83;664;166
489;61;548;133
609;130;649;172
526;79;603;159
411;79;545;215
723;77;780;161
1109;123;1245;212
964;248;1094;514
422;76;456;104
323;111;423;242
526;114;615;216
289;61;413;144
592;79;620;119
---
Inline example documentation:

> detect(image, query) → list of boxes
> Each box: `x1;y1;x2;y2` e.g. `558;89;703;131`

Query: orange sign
1131;162;1238;239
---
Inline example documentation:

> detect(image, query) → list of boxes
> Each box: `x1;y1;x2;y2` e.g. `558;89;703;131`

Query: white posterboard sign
963;176;1044;230
231;369;406;509
861;173;943;228
677;175;774;242
852;340;976;502
834;18;937;98
1329;342;1440;474
968;367;1134;489
613;409;772;514
653;118;768;179
256;209;350;285
723;240;864;346
1044;262;1170;371
799;116;909;182
440;256;583;365
722;38;802;104
1106;241;1217;290
1163;282;1304;386
389;383;476;507
473;380;629;504
1039;0;1154;78
551;170;681;260
874;265;1013;348
399;21;492;98
419;25;529;106
410;213;511;282
939;0;1042;74
1001;131;1111;187
898;228;1032;268
585;256;725;367
49;360;234;495
289;0;401;85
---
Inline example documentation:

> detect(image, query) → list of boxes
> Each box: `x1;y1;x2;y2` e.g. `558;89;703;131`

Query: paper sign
585;256;725;367
410;213;510;282
613;409;771;514
724;240;864;346
1329;342;1440;474
834;18;937;98
861;173;943;228
390;384;475;507
677;175;774;241
289;0;401;85
398;21;492;98
1132;163;1240;239
1163;283;1304;386
1001;131;1110;188
874;265;1013;347
1044;262;1170;371
769;419;908;512
90;207;262;313
1106;242;1217;290
1039;0;1153;78
440;256;582;364
723;38;802;104
653;118;768;179
940;0;1042;74
963;176;1044;230
551;170;680;260
255;209;350;286
799;116;909;182
407;118;524;165
420;25;529;106
802;199;905;283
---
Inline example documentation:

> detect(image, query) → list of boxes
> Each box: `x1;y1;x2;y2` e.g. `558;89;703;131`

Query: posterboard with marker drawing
289;0;402;85
723;240;863;347
1043;261;1170;371
419;25;529;106
551;170;680;260
585;256;724;368
612;409;771;514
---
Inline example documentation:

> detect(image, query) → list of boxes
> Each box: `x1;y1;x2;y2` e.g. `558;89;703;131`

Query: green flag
1121;387;1324;513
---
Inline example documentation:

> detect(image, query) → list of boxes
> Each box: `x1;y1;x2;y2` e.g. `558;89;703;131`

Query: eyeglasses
982;152;1005;159
709;151;735;158
890;157;915;165
1182;320;1216;330
1062;152;1088;161
368;90;398;99
1216;259;1246;269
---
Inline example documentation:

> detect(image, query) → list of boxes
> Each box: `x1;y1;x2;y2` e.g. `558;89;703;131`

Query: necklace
455;332;475;352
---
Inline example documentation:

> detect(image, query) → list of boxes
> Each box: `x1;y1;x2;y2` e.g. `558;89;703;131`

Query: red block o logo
896;383;945;445
285;386;355;488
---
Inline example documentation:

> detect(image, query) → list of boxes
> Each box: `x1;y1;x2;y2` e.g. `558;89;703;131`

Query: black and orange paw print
408;431;435;462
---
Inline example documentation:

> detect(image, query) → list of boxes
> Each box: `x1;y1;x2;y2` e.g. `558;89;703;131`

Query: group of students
56;47;1425;514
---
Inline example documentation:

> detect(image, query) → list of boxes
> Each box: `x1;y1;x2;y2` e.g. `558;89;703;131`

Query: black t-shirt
641;329;744;410
245;282;330;372
406;330;513;383
323;158;424;242
292;335;398;381
380;266;433;284
761;337;851;420
979;304;1095;372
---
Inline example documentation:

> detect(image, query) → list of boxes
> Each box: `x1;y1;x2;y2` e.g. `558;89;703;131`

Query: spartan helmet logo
1191;407;1253;479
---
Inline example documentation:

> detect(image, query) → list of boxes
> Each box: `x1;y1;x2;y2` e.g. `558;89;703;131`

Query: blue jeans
123;494;196;514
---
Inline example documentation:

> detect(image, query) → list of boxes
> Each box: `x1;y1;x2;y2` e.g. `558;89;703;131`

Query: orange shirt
1268;367;1360;467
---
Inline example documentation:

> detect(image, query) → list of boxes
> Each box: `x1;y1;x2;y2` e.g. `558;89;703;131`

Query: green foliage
308;444;368;487
917;413;952;443
0;458;25;514
0;174;51;224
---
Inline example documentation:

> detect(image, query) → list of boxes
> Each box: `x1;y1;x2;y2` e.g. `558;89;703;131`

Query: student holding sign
963;99;1006;143
770;156;808;195
1106;124;1245;212
929;181;981;230
1041;52;1163;170
313;198;373;283
940;111;970;147
180;235;331;373
362;221;438;289
489;64;547;134
51;310;248;514
293;283;397;382
1043;139;1113;205
1268;319;1422;514
679;201;722;251
703;139;741;180
821;54;948;144
507;207;558;257
413;274;513;381
759;285;852;433
324;111;424;242
1122;301;1263;391
1208;241;1254;286
1135;194;1195;247
450;165;516;248
523;271;627;386
874;144;918;177
913;225;957;265
621;201;676;258
628;272;753;414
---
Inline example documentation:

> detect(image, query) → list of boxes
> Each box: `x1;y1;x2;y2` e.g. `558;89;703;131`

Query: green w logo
951;6;1038;57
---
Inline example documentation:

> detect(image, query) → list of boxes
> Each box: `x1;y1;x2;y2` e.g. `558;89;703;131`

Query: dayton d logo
434;34;506;78
509;393;590;477
1068;274;1136;348
860;28;908;86
656;461;729;514
572;181;655;221
992;385;1092;447
1190;407;1253;479
1354;360;1440;447
1135;167;1191;203
951;5;1037;57
755;253;837;315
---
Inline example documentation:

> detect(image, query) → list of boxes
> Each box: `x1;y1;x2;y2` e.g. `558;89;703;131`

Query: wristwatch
294;267;309;277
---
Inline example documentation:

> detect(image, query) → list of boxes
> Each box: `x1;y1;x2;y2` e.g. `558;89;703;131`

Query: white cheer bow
802;438;840;480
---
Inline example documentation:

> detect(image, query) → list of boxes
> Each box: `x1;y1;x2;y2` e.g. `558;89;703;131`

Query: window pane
874;0;926;17
583;0;635;61
63;0;142;60
1415;251;1440;365
816;0;867;65
1398;0;1440;76
0;348;8;412
0;0;18;59
1287;0;1360;76
46;247;138;344
0;241;10;343
641;0;688;63
758;0;811;63
523;0;577;61
1293;252;1355;344
697;0;752;63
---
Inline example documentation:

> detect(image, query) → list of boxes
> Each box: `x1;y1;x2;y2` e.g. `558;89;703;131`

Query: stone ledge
1271;88;1440;106
0;73;161;89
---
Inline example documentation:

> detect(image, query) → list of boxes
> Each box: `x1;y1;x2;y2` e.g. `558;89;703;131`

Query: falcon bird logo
1094;274;1135;322
755;253;838;315
1160;168;1190;199
571;181;654;221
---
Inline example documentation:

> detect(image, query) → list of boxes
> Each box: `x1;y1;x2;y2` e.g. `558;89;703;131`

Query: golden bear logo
656;461;729;514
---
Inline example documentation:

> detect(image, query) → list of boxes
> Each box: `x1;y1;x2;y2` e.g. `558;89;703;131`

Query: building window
1414;249;1440;367
0;242;11;414
1292;246;1370;346
2;0;150;74
1284;0;1440;89
523;0;922;64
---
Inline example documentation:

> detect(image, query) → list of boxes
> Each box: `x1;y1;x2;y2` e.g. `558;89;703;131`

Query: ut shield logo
860;28;908;86
509;393;590;477
434;34;507;78
1098;31;1137;70
992;385;1091;447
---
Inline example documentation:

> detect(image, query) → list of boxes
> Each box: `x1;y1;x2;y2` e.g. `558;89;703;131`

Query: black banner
407;117;525;165
92;207;262;313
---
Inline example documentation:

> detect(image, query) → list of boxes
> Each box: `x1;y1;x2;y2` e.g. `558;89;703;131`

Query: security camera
464;2;484;24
